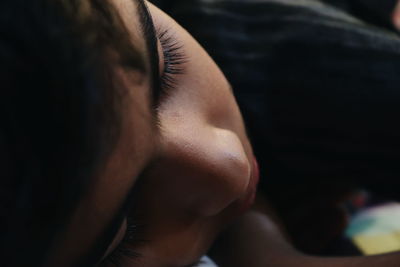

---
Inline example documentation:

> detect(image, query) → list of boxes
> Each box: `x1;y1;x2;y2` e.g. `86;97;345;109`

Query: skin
48;0;257;266
45;0;400;266
212;205;400;267
393;0;400;29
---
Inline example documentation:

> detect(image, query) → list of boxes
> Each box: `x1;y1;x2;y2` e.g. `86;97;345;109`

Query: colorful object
346;203;400;255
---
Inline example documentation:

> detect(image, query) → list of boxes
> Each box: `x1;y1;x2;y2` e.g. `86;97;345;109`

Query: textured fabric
325;0;398;29
166;0;400;200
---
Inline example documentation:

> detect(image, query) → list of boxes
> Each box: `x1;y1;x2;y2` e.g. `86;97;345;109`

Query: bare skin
45;1;400;266
393;0;400;29
211;194;400;267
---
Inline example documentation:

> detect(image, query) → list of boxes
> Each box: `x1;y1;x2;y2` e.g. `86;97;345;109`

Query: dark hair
0;0;145;265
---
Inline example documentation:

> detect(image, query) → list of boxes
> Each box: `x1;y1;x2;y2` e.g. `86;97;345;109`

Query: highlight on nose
184;127;252;216
211;128;252;195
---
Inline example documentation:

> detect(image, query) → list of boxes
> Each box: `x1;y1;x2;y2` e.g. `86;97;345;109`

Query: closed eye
156;26;187;103
99;217;146;266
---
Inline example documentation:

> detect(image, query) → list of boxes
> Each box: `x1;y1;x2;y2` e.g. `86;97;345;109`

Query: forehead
113;0;142;41
47;0;158;265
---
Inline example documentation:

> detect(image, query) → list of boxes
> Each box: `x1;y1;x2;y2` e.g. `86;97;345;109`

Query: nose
155;117;251;217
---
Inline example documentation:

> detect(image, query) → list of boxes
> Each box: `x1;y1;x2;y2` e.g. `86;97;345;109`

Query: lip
237;156;260;213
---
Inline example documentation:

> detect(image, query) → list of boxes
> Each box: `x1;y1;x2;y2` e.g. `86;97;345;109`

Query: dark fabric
323;0;398;29
154;0;398;25
156;0;400;200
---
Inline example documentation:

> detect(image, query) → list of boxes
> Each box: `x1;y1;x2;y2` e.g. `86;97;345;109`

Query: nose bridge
164;118;250;175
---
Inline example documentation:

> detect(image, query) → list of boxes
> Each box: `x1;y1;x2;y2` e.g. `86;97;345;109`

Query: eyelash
101;217;202;267
101;28;187;267
157;27;187;98
101;217;145;266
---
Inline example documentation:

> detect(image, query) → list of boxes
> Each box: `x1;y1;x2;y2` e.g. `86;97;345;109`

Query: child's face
50;1;259;266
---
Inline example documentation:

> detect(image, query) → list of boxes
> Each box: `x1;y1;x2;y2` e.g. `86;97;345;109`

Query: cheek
149;0;247;135
160;38;244;129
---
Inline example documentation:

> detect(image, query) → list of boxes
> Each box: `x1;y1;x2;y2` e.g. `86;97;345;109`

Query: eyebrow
80;1;161;265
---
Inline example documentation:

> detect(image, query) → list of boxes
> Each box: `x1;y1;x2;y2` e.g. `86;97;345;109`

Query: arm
210;198;400;267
